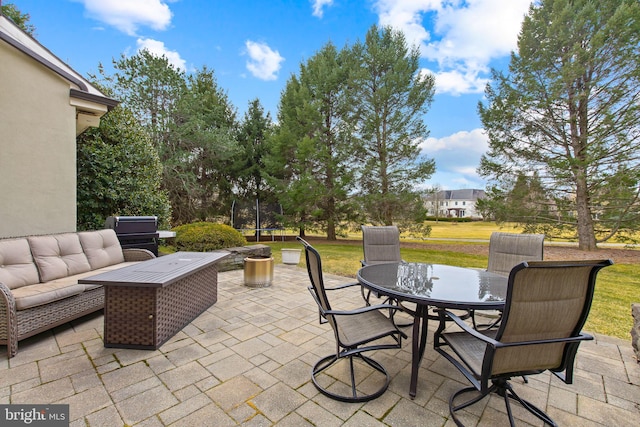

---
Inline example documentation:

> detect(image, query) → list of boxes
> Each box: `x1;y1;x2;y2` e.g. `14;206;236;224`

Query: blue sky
10;0;532;190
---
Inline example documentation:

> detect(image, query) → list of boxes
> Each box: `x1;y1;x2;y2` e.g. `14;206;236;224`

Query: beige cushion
78;229;125;270
28;234;92;282
0;238;40;289
13;261;140;309
11;281;86;310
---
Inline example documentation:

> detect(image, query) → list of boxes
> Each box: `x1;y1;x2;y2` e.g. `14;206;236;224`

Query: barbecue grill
105;216;159;256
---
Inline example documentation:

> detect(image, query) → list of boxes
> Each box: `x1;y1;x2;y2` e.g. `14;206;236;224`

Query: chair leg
312;353;391;403
449;385;494;426
501;381;557;426
449;380;557;427
390;300;414;328
471;309;502;330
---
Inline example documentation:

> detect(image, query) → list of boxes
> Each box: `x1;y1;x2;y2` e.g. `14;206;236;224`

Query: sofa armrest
0;281;18;358
122;248;156;262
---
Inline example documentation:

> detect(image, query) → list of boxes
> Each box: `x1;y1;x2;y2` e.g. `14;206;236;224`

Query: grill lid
105;216;158;234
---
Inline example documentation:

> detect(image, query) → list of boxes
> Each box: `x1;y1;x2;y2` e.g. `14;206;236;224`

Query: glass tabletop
357;262;508;309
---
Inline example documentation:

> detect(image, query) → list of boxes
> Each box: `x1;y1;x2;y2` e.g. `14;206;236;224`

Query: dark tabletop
79;251;228;288
357;262;508;310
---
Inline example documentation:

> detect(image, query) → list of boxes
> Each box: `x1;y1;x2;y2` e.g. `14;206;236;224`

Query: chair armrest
495;333;594;348
442;310;594;349
122;248;156;262
325;303;404;317
442;310;501;346
0;281;18;358
307;287;404;318
0;281;16;313
325;282;361;291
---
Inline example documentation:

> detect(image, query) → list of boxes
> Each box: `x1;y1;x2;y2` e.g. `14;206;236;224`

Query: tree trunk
327;218;336;240
575;175;597;251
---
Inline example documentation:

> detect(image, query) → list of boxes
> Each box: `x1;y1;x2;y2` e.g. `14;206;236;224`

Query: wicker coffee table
80;251;228;349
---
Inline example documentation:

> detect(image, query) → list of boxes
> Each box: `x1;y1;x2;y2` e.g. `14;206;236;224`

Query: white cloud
137;38;187;71
419;129;488;189
78;0;173;36
375;0;440;51
244;41;285;81
420;128;488;154
424;0;530;66
374;0;530;95
420;67;489;95
311;0;334;18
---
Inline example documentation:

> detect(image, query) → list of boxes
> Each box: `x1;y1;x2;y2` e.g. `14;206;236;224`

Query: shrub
172;222;247;251
424;216;473;223
76;105;172;230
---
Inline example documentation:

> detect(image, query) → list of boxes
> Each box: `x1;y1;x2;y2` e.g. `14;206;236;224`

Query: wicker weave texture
0;287;104;358
104;286;155;347
104;264;218;349
16;287;104;337
122;248;156;262
0;238;156;358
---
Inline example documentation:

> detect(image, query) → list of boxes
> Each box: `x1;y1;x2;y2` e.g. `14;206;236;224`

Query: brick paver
1;264;638;426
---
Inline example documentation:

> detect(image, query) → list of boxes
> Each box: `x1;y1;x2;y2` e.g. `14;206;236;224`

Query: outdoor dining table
357;262;508;399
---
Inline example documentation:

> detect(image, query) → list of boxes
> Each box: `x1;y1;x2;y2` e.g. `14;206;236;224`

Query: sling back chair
360;225;471;326
360;225;416;326
360;225;404;303
471;232;545;330
435;259;613;426
299;237;405;402
361;225;403;267
487;232;545;275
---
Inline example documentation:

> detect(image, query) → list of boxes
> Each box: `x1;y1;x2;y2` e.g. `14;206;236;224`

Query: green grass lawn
425;220;523;239
262;238;637;341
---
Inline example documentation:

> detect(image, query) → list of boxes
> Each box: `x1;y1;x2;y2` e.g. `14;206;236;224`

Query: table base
104;264;218;349
410;305;431;399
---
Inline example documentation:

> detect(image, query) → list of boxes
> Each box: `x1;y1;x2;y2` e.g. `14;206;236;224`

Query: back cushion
28;234;92;282
0;238;41;289
78;229;125;270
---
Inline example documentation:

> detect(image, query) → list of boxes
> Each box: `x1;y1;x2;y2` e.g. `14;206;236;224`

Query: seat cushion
12;261;141;310
28;233;92;282
0;238;40;290
11;281;86;310
78;229;125;270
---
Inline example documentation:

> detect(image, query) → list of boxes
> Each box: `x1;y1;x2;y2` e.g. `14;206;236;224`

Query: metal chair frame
299;237;406;402
471;232;545;330
435;259;613;426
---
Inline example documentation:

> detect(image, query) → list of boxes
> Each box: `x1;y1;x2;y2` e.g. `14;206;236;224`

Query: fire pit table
80;251;228;349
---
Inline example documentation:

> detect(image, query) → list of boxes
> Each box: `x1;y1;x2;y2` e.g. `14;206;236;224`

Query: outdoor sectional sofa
0;229;155;358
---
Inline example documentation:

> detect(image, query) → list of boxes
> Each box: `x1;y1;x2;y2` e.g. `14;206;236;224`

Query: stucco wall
0;43;77;238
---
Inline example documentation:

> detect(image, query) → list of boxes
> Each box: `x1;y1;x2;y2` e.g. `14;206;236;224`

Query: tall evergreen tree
351;25;436;226
478;0;640;249
234;99;274;203
168;67;239;223
266;42;359;239
111;50;186;155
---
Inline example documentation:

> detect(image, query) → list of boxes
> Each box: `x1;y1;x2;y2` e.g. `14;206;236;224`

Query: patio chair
434;259;613;427
360;225;470;326
361;225;403;266
487;232;545;276
360;225;403;305
472;232;545;330
298;237;405;402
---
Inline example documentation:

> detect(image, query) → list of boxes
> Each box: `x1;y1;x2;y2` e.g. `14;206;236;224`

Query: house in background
424;189;486;219
0;13;117;238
